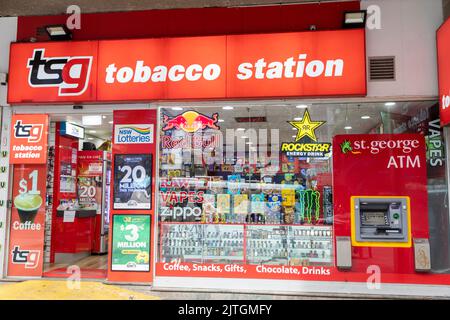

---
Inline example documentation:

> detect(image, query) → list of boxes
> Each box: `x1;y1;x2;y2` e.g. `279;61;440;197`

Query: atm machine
352;197;410;245
333;134;431;274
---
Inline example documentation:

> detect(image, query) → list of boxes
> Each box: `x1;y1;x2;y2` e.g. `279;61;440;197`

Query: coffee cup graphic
14;193;43;223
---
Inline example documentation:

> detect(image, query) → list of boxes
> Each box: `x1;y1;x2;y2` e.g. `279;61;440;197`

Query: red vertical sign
438;18;450;126
107;109;157;283
9;114;48;164
7;164;47;277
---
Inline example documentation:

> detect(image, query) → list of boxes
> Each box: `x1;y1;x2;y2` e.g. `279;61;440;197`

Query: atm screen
363;212;386;225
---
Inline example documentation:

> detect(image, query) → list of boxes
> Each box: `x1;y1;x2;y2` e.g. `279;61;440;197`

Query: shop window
156;101;449;273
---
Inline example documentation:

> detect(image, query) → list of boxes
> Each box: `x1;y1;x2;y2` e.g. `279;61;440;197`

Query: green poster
111;215;151;272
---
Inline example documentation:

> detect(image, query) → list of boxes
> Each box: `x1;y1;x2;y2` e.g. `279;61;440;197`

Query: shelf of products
245;225;333;266
160;222;333;266
160;223;244;264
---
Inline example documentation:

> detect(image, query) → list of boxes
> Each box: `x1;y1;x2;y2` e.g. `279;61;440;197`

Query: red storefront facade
3;1;450;296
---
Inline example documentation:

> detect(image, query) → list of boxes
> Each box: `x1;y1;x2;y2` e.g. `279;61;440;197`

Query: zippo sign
438;18;450;126
8;29;366;104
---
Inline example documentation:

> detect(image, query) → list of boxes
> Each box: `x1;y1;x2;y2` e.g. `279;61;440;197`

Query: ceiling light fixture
361;115;371;120
343;11;367;29
385;102;396;107
296;104;308;109
344;105;352;131
223;106;234;110
45;24;72;41
82;115;102;126
171;107;183;111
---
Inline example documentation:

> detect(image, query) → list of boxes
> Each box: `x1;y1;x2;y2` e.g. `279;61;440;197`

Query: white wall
362;0;443;99
0;17;17;106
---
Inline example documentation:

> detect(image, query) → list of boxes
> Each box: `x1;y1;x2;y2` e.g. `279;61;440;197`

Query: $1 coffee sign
10;114;49;164
8;164;47;277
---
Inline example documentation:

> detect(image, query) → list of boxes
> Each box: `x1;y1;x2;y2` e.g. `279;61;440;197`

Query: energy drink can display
323;186;333;225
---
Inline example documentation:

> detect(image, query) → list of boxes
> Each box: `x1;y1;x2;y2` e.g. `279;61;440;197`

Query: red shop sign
438;18;450;126
10;114;49;164
8;29;366;104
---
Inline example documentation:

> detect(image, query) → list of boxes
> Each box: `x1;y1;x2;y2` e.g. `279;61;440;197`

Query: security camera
309;25;317;31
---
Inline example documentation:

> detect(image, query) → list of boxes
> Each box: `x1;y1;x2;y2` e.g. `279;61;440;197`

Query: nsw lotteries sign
10;114;49;164
114;124;154;144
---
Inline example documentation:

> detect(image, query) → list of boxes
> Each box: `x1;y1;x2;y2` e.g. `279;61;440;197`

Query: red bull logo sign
162;111;220;133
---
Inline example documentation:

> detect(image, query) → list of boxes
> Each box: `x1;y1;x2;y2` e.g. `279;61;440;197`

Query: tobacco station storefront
3;21;450;296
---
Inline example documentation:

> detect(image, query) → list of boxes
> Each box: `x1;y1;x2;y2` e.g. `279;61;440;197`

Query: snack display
158;109;334;267
160;223;333;267
160;223;244;264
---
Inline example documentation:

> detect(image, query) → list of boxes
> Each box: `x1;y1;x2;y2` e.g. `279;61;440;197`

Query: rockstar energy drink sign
281;110;331;158
281;142;331;158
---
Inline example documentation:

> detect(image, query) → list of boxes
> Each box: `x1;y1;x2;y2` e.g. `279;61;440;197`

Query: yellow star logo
288;110;325;142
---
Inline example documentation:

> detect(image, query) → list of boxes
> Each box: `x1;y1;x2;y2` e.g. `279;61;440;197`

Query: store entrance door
42;113;113;280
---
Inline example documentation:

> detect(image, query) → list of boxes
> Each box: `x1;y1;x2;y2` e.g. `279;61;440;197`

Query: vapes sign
10;114;49;164
8;29;366;104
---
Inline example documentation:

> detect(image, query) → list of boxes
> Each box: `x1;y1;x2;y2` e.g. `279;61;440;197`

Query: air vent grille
369;56;395;81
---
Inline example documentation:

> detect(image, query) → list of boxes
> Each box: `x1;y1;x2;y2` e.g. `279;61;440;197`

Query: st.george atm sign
8;29;366;104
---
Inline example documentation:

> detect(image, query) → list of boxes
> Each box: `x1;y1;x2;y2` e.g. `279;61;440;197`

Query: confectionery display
159;112;334;267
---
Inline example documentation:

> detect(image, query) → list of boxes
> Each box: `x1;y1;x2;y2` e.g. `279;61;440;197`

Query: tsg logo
27;49;92;96
14;120;43;143
11;246;40;269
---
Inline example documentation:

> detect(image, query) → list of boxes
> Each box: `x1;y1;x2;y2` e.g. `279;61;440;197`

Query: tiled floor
44;254;108;272
43;255;108;279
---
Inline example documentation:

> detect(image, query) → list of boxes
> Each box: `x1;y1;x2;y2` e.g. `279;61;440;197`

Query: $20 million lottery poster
113;154;152;210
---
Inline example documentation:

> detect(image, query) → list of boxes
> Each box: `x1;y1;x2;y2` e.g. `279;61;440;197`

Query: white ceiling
50;113;113;140
0;0;341;16
161;101;437;143
48;100;437;143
